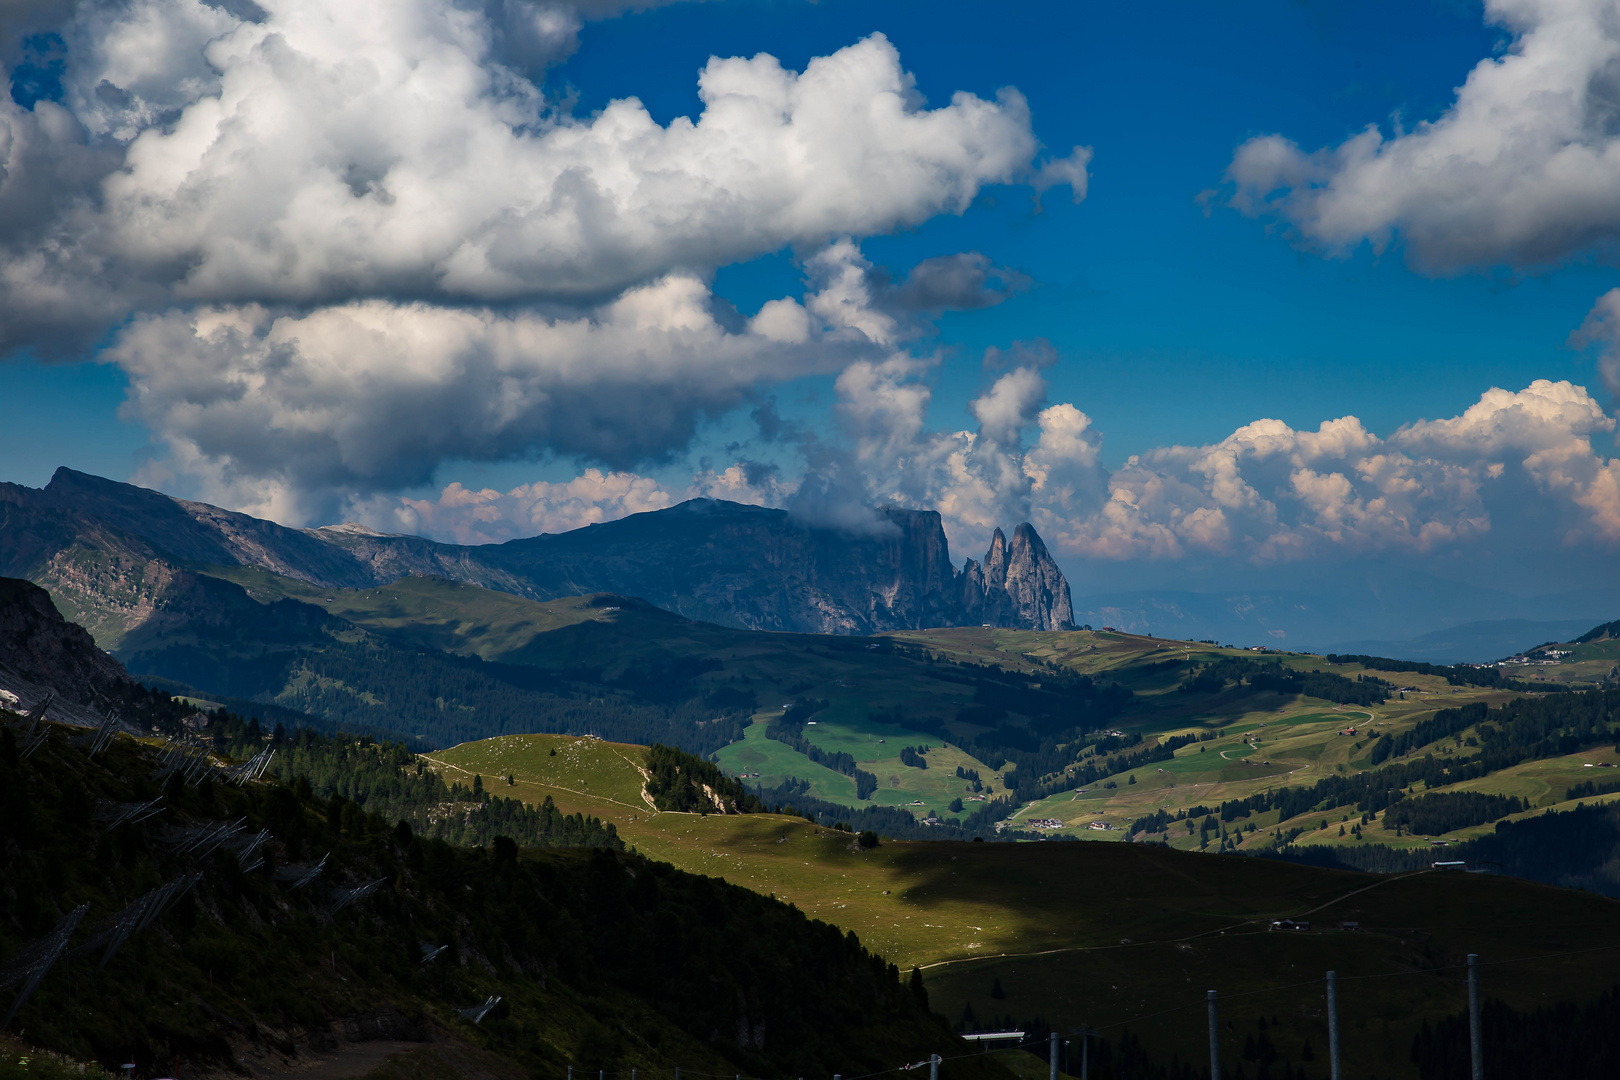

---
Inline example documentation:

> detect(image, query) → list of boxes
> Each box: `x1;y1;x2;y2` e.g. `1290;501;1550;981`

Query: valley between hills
3;470;1620;1080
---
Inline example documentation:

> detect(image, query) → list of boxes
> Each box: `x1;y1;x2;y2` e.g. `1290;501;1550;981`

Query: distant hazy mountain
1071;570;1620;662
0;467;1073;641
1318;619;1605;665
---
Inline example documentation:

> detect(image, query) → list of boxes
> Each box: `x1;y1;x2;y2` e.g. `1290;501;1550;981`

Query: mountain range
1068;571;1620;663
0;467;1074;646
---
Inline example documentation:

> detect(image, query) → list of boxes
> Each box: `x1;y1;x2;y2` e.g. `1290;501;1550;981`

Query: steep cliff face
0;576;134;706
0;469;1076;637
958;524;1074;631
482;500;965;633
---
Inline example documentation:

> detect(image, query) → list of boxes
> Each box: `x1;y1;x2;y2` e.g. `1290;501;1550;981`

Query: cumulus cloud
1224;0;1620;273
1221;0;1620;417
1043;380;1620;562
385;458;799;547
689;461;790;507
111;272;875;522
382;376;1620;573
4;6;1052;335
1032;144;1091;205
396;468;675;545
1571;286;1620;398
827;354;1081;552
970;365;1046;446
809;367;1619;564
1;0;1084;515
887;251;1030;312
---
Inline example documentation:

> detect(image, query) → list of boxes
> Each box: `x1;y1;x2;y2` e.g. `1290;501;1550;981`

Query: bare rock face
959;524;1075;631
0;468;1077;637
0;576;134;706
481;500;967;634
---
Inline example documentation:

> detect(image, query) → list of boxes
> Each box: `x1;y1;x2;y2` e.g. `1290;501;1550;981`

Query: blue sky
1;0;1618;605
3;0;1607;478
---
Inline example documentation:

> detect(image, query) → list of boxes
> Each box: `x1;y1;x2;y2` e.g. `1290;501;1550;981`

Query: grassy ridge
436;732;1620;1080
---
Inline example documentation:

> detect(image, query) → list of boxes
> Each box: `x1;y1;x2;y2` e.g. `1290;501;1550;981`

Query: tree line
1325;652;1570;694
645;742;764;814
129;617;756;756
1381;791;1526;835
1134;689;1619;837
0;719;954;1079
202;710;624;851
763;699;879;799
1180;656;1390;706
1272;802;1620;898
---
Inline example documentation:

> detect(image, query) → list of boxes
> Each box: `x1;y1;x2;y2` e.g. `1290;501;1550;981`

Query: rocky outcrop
0;468;1076;637
482;500;968;633
0;576;134;707
960;524;1074;631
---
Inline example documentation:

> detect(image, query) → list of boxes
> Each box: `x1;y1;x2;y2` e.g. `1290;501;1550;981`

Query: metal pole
1207;990;1220;1080
1326;971;1341;1080
1080;1033;1088;1080
930;1054;940;1080
1468;954;1483;1080
1049;1032;1058;1080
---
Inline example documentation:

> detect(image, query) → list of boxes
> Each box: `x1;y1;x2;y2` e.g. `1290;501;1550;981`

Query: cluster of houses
1492;649;1571;667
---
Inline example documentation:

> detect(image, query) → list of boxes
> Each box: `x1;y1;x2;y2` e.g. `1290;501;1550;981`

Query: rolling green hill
100;564;1620;847
402;732;1620;1080
10;557;1620;1079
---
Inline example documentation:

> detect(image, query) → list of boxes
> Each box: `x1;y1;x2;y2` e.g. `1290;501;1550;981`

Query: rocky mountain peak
982;527;1010;588
958;522;1074;631
3;468;1077;636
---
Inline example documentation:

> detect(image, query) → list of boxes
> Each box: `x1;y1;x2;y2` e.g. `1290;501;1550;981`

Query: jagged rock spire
958;522;1074;631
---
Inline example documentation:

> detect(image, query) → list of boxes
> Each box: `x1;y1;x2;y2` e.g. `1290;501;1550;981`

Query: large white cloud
1224;0;1620;273
825;353;1091;553
112;271;883;523
1;0;1087;515
5;1;1061;327
389;379;1620;568
1044;380;1620;561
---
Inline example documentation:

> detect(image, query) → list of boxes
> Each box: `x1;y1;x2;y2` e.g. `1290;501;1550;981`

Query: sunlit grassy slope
430;732;1620;1080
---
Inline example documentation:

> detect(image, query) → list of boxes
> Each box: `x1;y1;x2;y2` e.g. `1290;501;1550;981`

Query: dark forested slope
0;717;999;1080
